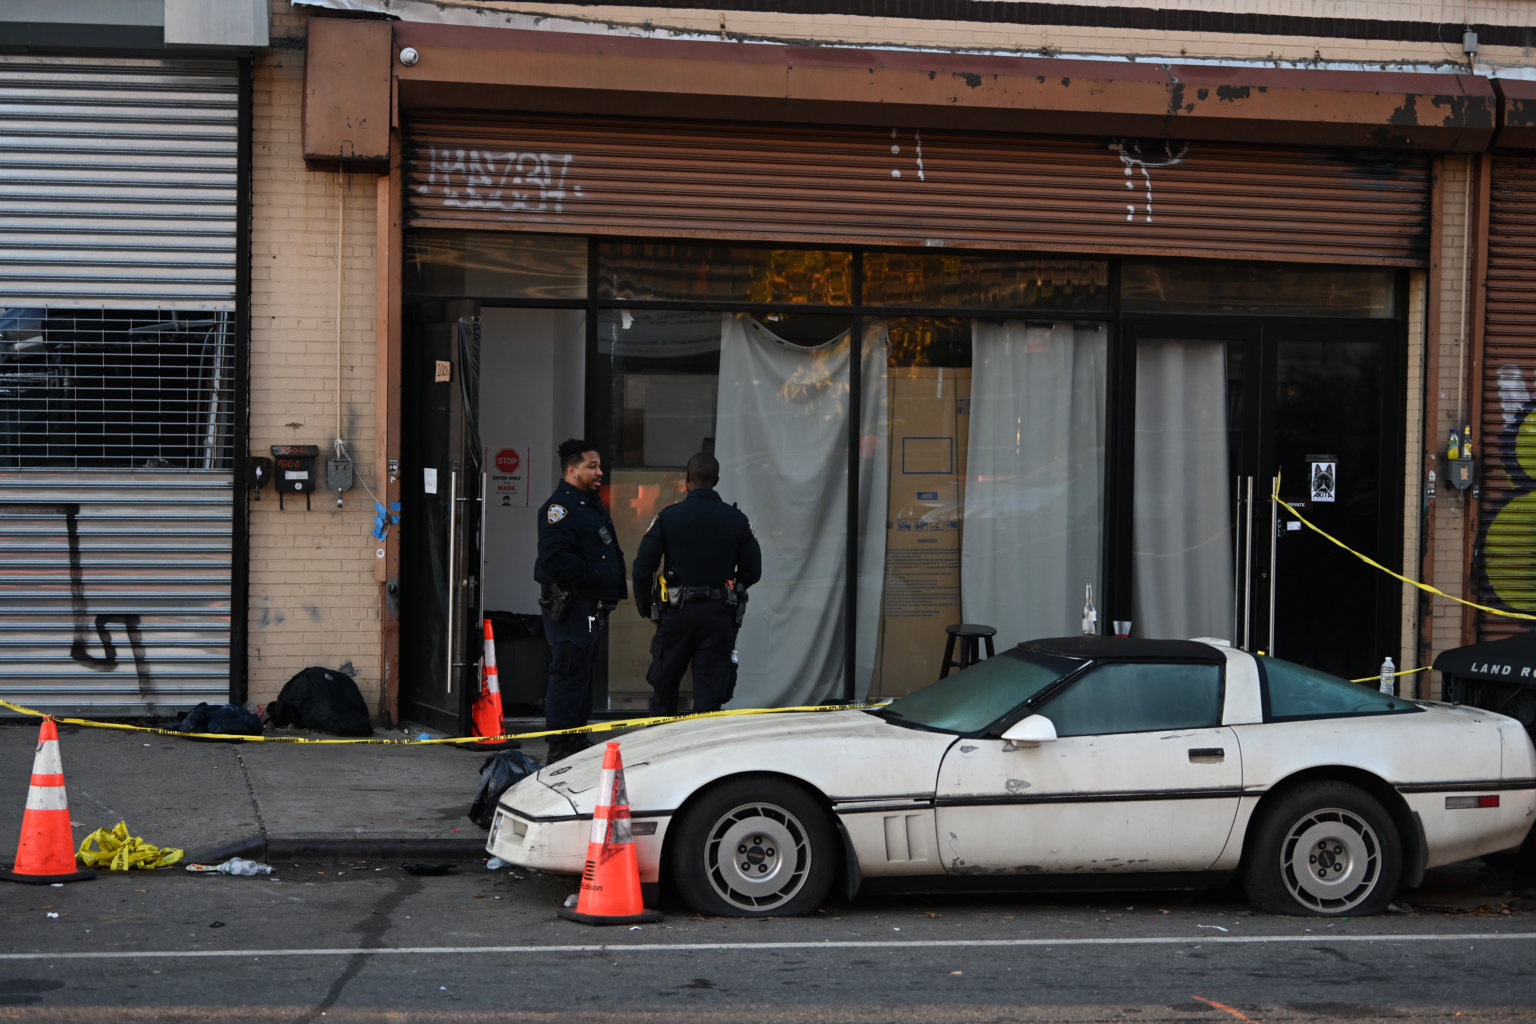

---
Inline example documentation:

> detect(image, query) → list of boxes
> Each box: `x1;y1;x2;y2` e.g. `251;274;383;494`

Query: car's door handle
1188;747;1225;762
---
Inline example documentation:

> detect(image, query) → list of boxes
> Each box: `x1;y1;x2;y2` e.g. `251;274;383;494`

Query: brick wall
248;1;383;713
1424;155;1478;698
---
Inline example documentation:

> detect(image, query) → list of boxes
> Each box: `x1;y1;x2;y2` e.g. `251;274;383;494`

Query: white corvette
486;637;1536;917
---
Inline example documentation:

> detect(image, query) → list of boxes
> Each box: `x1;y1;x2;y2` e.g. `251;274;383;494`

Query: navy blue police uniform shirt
632;488;762;617
535;480;627;603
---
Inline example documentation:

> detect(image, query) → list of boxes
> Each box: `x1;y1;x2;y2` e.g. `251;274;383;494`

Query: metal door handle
446;468;457;695
1242;475;1253;651
1188;748;1225;762
1267;474;1279;656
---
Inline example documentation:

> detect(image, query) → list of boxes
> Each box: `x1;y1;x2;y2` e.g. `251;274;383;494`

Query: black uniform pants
646;599;736;716
542;600;606;758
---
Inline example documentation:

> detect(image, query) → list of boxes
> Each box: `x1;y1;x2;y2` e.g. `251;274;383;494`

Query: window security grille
0;307;233;471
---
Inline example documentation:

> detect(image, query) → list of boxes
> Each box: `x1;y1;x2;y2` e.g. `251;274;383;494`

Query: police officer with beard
632;452;761;715
535;439;626;762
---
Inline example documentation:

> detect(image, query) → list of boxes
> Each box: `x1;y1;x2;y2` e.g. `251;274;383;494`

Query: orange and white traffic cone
0;719;94;884
470;617;510;749
557;741;662;925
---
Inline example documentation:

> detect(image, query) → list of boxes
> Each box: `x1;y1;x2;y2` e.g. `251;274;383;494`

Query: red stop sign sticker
495;449;521;473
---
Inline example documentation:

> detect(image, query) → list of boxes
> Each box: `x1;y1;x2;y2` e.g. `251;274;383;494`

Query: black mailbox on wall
271;444;320;509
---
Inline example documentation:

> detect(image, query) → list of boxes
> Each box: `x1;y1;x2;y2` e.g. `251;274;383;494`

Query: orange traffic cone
1;719;94;884
557;741;662;925
470;617;511;749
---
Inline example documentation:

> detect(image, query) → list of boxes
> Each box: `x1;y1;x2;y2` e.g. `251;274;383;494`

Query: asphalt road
3;857;1535;1023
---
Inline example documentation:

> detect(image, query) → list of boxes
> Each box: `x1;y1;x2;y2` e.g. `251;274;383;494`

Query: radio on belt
270;444;320;510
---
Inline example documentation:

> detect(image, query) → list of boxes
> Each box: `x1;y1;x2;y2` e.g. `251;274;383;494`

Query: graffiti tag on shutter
1108;140;1188;224
425;147;581;213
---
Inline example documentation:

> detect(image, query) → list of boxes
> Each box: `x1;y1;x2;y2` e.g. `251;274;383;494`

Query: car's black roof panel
1017;636;1229;663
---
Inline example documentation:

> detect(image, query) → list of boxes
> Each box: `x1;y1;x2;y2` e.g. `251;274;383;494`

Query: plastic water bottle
217;857;273;876
1379;656;1395;695
1081;584;1098;636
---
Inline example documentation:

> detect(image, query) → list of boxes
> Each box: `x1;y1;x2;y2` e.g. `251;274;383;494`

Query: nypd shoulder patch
547;504;568;524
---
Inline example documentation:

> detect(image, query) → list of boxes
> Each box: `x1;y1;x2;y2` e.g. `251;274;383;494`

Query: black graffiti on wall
5;502;155;698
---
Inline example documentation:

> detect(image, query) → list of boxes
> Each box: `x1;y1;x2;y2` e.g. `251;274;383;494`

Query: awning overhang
302;18;1509;166
393;24;1497;151
1433;632;1536;685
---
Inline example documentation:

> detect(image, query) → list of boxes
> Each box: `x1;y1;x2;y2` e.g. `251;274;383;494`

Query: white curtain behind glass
962;322;1106;646
715;315;889;706
1131;339;1234;640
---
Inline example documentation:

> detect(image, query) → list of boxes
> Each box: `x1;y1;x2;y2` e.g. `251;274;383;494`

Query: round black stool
940;623;997;677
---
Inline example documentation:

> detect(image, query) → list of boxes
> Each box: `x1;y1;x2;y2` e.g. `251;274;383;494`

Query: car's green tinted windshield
1260;656;1421;720
876;649;1077;733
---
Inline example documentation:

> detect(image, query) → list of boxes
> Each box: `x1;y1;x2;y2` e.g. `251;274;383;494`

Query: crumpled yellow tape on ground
77;820;184;871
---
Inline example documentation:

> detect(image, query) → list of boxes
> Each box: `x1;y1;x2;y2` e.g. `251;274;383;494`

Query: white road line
4;932;1535;961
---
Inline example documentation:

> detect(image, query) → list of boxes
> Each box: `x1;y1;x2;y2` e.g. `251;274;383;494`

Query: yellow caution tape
1347;665;1429;685
77;820;183;871
1271;474;1536;622
0;698;885;745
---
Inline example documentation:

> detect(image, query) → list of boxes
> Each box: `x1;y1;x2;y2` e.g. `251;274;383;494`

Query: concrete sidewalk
0;717;576;868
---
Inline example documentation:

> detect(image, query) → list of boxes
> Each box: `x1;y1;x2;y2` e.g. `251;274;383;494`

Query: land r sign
491;446;529;507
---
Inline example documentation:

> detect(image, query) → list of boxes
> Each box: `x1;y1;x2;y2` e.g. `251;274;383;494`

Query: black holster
539;582;573;623
726;582;748;629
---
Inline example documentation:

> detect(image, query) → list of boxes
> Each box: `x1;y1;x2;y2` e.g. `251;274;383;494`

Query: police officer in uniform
632;452;762;716
535;439;627;762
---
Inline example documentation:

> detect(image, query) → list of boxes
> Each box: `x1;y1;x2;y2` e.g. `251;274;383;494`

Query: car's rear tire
668;778;836;917
1242;780;1401;916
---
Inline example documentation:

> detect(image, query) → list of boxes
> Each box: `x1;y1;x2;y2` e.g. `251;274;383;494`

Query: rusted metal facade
406;114;1431;264
1476;156;1536;639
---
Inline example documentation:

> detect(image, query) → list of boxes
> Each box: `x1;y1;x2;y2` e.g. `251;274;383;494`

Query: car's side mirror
1001;714;1058;749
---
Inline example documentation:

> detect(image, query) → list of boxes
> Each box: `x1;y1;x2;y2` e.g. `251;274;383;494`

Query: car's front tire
1242;780;1402;916
669;778;836;917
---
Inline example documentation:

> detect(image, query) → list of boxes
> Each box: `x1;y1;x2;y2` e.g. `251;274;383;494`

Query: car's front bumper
484;770;673;884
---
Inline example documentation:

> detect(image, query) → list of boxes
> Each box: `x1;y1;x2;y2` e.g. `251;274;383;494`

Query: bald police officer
535;439;627;762
632;452;762;715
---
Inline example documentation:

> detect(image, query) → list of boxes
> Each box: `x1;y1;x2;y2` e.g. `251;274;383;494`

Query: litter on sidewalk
77;820;183;871
186;857;275;876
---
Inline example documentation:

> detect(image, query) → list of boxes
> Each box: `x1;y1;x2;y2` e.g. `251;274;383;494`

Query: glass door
400;301;483;732
1267;322;1401;679
1122;317;1401;680
1125;321;1249;647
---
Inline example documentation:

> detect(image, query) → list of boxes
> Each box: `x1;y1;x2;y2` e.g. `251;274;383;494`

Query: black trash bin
485;610;549;713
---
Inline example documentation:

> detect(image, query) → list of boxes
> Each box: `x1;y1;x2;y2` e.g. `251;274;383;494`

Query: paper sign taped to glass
1310;460;1337;503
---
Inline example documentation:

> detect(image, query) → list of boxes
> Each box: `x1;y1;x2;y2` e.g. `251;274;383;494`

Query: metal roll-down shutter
0;57;239;716
406;113;1430;266
1477;156;1536;638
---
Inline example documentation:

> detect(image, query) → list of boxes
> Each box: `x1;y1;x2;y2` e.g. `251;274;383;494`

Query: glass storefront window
864;253;1109;311
598;244;853;304
598;309;862;709
406;230;1400;717
1131;335;1237;642
405;231;587;299
870;316;1107;699
1121;262;1395;317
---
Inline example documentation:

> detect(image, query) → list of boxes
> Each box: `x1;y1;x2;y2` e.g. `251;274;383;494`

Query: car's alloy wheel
1242;780;1401;916
670;778;835;917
